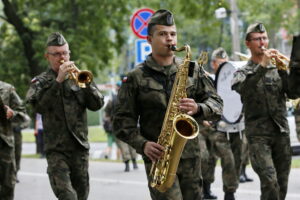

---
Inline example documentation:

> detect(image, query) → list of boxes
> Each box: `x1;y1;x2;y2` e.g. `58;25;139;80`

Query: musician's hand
179;98;198;115
56;61;74;83
5;105;14;119
143;141;164;162
203;120;212;127
261;48;278;67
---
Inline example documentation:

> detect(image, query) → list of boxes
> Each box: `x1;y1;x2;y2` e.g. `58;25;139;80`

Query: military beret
211;47;228;60
246;22;266;39
46;32;67;46
148;9;175;26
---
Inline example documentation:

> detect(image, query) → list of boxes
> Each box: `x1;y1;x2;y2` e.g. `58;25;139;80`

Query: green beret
46;32;67;46
148;9;175;26
211;47;228;60
246;22;266;39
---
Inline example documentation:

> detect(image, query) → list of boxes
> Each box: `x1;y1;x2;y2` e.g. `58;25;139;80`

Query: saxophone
149;44;200;192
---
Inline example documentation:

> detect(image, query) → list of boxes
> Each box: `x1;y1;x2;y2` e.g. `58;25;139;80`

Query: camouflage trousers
13;127;22;172
294;114;300;142
199;129;217;184
0;140;16;200
247;135;291;200
115;139;137;162
46;150;89;200
213;131;243;193
144;157;202;200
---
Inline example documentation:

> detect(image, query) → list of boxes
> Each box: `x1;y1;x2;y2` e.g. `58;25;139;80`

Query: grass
22;126;107;143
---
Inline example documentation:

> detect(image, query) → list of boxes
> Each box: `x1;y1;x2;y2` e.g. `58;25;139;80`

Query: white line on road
19;171;300;198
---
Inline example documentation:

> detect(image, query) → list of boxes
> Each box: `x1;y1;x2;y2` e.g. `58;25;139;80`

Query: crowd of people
1;8;300;200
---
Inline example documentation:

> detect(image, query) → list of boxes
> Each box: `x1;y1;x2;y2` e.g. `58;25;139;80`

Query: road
15;142;300;200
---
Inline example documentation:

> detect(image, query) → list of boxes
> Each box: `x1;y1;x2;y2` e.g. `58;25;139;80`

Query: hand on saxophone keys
179;98;199;115
143;141;164;162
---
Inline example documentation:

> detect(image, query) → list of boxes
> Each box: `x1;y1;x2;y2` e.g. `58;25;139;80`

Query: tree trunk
2;0;42;77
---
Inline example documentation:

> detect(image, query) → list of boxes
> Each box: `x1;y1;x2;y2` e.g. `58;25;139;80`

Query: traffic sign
130;8;154;39
135;39;152;65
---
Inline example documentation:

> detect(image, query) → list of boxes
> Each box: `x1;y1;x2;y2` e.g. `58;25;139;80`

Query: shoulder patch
122;76;129;83
31;77;38;83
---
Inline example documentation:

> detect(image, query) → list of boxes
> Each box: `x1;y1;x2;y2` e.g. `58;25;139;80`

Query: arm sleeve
193;71;223;122
79;82;104;111
112;74;148;155
9;87;28;125
26;77;62;114
232;64;268;95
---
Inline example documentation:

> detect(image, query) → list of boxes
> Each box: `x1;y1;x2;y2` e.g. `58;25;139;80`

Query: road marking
19;171;300;198
19;171;147;186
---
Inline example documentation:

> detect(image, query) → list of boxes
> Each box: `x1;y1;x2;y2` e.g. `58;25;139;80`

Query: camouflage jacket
232;60;298;136
26;68;104;151
113;55;223;161
0;81;26;147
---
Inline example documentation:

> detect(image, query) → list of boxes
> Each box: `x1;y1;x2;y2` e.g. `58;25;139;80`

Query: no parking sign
130;8;154;39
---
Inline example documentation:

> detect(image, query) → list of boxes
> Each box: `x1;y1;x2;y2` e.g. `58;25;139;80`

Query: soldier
113;9;223;200
104;81;138;172
232;22;299;200
203;48;244;200
12;106;30;183
0;80;27;200
26;32;104;200
199;122;218;200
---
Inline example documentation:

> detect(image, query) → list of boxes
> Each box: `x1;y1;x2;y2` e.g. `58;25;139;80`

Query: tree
1;0;299;97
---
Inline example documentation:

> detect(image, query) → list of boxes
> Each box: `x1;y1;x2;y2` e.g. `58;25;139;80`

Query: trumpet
262;46;290;70
60;60;93;88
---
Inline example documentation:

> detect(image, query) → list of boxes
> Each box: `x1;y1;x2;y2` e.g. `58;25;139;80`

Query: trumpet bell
76;70;93;88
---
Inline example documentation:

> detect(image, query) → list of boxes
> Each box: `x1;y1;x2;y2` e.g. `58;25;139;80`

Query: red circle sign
130;8;155;39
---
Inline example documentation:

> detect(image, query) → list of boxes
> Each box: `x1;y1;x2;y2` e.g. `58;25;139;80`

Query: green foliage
0;0;299;94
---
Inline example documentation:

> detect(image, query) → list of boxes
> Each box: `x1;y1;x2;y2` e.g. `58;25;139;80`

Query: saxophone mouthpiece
169;45;177;51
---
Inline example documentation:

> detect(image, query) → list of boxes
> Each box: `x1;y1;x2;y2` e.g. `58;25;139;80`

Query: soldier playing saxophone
113;9;222;200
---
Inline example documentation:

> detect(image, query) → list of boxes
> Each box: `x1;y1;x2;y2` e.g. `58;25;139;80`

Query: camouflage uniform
232;48;297;200
213;131;242;193
199;125;217;185
12;108;30;179
113;52;222;200
105;94;138;171
0;81;26;200
26;32;104;200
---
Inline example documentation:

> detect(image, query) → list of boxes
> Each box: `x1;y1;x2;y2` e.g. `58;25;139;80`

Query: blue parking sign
135;39;152;65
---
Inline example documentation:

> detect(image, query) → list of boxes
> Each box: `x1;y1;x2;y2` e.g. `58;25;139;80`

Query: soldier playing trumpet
26;32;104;200
232;22;300;200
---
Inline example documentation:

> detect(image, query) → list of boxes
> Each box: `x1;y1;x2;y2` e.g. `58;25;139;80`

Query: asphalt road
14;142;300;200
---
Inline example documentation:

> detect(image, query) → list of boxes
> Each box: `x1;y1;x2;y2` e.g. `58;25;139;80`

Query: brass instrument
60;60;93;88
149;44;200;193
262;47;290;70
